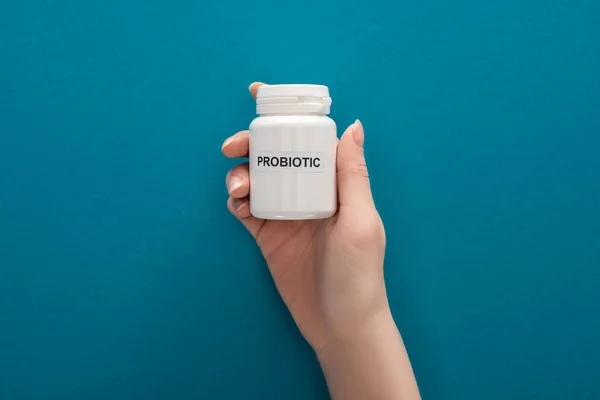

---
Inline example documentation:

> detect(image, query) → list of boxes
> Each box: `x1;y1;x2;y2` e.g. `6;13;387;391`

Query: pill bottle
249;84;337;220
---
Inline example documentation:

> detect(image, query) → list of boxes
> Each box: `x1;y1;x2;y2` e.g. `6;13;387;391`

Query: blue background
1;0;599;398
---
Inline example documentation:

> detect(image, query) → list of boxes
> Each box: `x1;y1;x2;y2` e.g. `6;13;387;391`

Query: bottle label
252;152;326;173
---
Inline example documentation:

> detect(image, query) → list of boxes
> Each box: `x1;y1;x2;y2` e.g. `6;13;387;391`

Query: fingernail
233;198;247;211
353;119;364;147
228;177;243;194
222;137;234;151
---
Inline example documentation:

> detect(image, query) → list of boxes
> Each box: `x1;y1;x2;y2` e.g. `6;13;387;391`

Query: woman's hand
223;82;387;351
222;82;420;399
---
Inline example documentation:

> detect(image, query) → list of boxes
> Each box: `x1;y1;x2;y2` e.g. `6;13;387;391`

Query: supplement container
249;84;337;220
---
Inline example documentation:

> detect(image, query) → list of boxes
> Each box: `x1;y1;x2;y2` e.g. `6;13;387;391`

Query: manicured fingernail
353;119;364;147
234;198;247;211
248;83;254;92
228;177;243;194
222;137;234;151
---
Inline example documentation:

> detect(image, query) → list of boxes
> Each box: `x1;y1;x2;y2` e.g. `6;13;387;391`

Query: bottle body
249;115;337;220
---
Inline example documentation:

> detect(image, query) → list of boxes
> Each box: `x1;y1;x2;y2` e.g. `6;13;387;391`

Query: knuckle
361;218;384;241
355;162;369;179
338;162;369;180
347;212;385;247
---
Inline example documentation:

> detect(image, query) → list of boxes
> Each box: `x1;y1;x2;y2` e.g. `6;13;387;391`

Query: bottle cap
256;84;332;115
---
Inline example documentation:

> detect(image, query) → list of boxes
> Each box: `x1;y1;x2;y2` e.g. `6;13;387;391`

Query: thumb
336;119;374;209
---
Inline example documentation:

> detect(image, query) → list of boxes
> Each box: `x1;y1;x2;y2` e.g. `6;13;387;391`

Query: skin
222;82;421;400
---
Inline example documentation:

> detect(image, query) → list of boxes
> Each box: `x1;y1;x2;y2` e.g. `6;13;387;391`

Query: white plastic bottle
249;84;337;220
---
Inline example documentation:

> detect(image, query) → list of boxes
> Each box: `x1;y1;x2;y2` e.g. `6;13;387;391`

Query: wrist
316;306;398;365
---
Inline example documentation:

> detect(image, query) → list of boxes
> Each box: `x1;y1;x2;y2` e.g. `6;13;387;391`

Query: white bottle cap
256;84;332;115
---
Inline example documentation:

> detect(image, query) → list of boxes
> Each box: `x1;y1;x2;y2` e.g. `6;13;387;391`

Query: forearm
317;310;421;400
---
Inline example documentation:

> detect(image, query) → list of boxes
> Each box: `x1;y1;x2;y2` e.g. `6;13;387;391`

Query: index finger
249;82;266;99
222;82;267;158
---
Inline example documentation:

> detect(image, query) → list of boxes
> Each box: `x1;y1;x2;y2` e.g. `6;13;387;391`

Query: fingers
222;130;249;158
336;120;375;210
226;196;266;238
227;195;250;217
226;163;249;198
227;196;265;235
225;161;266;237
222;81;269;238
249;82;266;99
221;82;266;157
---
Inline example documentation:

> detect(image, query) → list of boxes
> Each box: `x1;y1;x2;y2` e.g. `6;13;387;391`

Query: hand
222;82;388;352
223;82;421;399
